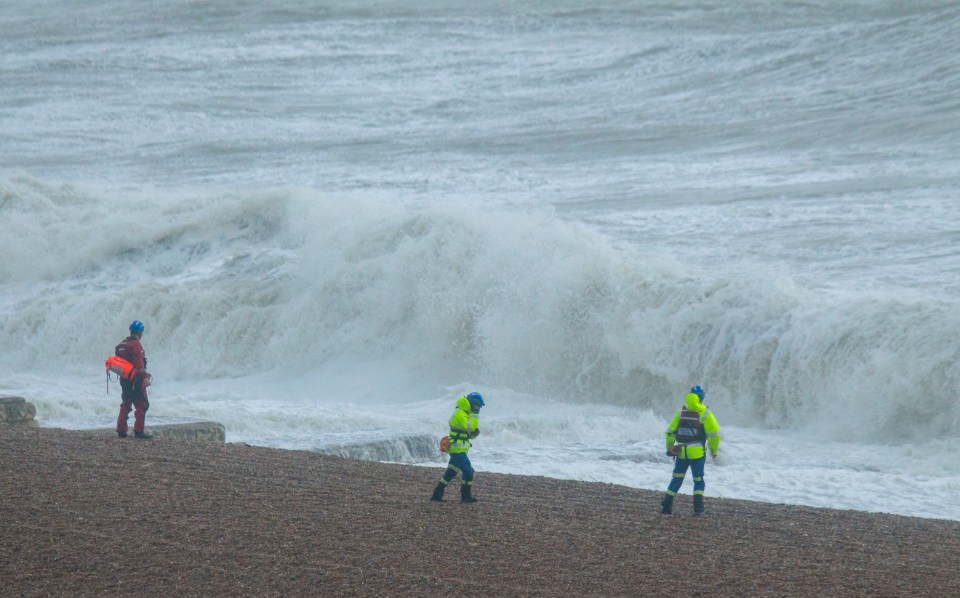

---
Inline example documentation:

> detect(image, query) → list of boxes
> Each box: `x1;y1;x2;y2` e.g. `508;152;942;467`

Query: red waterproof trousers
116;397;148;434
116;375;149;435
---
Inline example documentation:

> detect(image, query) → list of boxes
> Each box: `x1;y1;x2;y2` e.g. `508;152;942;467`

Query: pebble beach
2;425;958;597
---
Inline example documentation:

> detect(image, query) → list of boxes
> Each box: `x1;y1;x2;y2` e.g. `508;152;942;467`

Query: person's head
466;392;484;413
129;320;144;338
690;385;705;400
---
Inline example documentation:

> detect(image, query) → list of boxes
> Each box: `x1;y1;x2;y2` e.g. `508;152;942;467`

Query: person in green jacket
430;392;484;503
661;385;721;515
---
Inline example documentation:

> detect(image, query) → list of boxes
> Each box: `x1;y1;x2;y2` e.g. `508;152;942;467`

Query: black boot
430;482;446;502
693;494;705;515
660;494;674;515
460;484;478;503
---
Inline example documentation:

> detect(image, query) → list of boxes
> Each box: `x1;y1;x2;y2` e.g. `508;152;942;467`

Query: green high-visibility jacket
448;396;479;454
665;393;721;460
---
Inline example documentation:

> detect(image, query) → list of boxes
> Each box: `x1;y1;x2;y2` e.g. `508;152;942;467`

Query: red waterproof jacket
115;336;148;399
115;336;146;369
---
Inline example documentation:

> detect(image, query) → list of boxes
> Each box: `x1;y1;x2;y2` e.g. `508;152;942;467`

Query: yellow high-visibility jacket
665;393;721;460
448;396;479;454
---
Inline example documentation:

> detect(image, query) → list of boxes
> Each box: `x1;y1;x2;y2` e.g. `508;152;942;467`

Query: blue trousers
666;455;706;496
440;451;475;487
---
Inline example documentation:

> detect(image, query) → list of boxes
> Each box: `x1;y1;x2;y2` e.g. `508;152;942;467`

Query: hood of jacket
456;396;472;412
685;393;706;413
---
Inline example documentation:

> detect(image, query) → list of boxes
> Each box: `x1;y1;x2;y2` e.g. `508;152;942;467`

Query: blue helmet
466;392;485;409
129;320;144;334
690;385;705;399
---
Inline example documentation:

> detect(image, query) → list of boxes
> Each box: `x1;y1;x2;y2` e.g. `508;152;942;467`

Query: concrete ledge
146;421;226;443
315;433;441;463
1;395;224;442
85;421;226;443
0;396;39;428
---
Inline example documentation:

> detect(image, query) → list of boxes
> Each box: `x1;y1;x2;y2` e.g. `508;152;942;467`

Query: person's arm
449;409;468;434
704;411;721;457
665;411;680;454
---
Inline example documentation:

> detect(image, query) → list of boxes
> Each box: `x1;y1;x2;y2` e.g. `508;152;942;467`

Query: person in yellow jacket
661;385;721;515
430;392;484;503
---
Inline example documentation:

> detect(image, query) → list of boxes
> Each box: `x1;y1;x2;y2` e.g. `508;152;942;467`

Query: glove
468;428;480;439
137;370;152;388
667;445;681;457
711;452;718;459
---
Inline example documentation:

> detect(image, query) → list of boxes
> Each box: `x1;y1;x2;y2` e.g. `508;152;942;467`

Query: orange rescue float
104;356;151;397
105;355;137;379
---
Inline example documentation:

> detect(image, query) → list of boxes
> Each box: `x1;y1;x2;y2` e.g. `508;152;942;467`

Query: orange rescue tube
105;355;137;380
439;436;450;453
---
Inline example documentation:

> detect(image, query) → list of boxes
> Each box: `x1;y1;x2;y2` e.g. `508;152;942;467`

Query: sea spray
2;180;958;444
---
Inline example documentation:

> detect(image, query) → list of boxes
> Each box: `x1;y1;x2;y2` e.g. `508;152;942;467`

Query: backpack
675;407;706;445
115;338;134;362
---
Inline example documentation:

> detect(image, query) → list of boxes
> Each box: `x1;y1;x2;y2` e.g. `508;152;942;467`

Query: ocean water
2;0;959;521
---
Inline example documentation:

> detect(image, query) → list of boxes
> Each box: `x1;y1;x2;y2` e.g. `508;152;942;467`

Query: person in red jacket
115;320;152;439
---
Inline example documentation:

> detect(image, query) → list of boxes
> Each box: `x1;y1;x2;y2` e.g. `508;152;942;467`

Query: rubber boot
660;494;674;515
460;484;478;503
693;494;705;515
430;482;446;502
134;431;153;440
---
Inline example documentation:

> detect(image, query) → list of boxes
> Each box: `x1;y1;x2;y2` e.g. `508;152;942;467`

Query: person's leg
661;458;690;514
432;455;461;501
458;454;477;502
667;458;690;494
442;457;462;484
133;397;150;437
116;400;132;437
450;453;477;502
691;456;706;514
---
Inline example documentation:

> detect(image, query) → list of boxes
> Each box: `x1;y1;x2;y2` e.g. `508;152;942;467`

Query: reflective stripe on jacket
447;396;479;454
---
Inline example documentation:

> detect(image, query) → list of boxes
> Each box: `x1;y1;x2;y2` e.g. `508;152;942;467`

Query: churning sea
2;0;959;521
